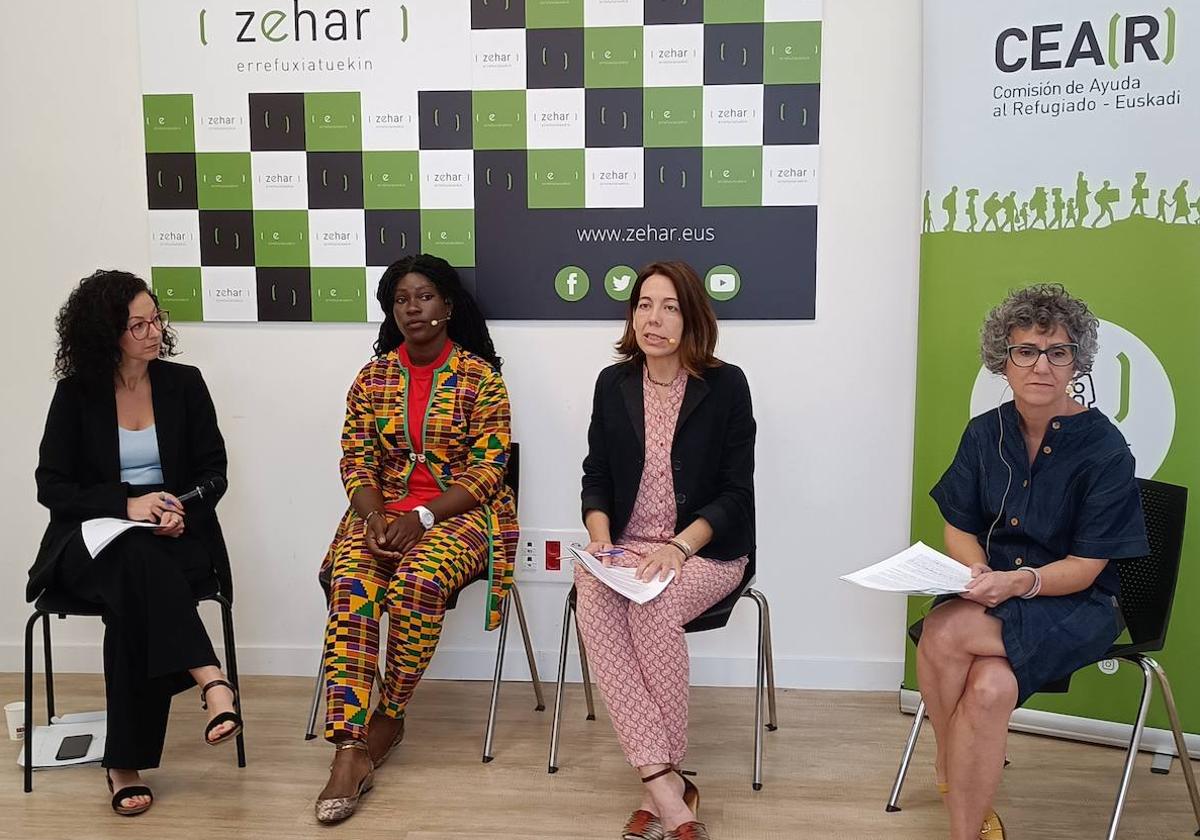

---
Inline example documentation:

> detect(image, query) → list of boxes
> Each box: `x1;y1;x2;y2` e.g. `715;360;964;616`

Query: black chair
546;553;778;789
885;478;1200;839
303;442;545;762
23;577;245;793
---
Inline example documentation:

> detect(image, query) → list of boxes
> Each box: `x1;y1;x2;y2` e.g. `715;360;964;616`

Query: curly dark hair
53;270;178;380
372;254;502;370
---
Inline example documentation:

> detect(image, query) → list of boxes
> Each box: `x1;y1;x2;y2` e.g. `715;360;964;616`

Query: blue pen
592;548;626;557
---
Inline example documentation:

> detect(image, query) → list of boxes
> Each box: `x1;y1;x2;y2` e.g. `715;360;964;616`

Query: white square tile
251;152;309;210
193;91;250;152
418;150;476;209
643;24;704;87
361;89;420;151
471;28;527;90
148;210;200;266
309;209;367;267
200;267;257;321
586;147;644;208
703;84;764;146
762;144;820;205
765;0;823;22
526;88;586;149
365;265;387;323
585;0;643;26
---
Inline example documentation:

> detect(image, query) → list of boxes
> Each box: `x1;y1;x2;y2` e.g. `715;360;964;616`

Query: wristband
668;537;693;559
364;510;384;528
1018;567;1042;599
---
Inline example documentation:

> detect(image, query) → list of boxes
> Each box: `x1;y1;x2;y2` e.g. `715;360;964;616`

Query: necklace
647;374;675;387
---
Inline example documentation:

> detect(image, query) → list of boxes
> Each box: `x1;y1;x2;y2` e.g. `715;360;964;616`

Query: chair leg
511;585;546;711
886;698;926;812
42;615;55;723
305;651;324;741
1144;657;1200;836
747;589;778;731
23;612;40;793
1106;656;1156;840
574;613;596;721
547;594;573;774
214;595;247;768
749;590;767;790
481;592;512;763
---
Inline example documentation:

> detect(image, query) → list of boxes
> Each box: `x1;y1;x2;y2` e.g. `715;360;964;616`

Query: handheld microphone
176;477;227;503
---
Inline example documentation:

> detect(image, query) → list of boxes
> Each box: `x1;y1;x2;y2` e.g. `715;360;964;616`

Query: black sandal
106;770;153;816
200;679;244;746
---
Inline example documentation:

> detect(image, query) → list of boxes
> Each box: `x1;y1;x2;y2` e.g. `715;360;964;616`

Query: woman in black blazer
32;270;242;816
576;261;755;840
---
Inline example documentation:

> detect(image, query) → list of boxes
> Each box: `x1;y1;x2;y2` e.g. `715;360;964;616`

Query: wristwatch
414;505;436;530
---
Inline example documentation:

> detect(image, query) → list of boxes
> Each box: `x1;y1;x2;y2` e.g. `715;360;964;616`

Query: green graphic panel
473;90;527;150
585;27;643;88
702;147;762;207
305;92;362;151
905;220;1200;732
764;22;823;84
143;94;195;153
150;267;202;322
363;152;420;210
526;0;583;28
705;0;765;23
196;153;252;210
254;210;310;266
312;268;368;322
421;210;476;267
644;87;703;148
528;149;585;209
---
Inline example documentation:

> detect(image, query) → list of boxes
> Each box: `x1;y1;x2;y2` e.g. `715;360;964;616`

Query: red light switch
545;540;561;571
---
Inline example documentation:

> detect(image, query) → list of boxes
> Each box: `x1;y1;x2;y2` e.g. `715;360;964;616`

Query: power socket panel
514;528;590;583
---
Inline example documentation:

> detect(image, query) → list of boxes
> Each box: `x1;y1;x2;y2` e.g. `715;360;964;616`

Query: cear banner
907;1;1200;744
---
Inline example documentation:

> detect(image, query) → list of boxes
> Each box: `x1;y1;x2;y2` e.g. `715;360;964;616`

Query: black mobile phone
55;734;93;761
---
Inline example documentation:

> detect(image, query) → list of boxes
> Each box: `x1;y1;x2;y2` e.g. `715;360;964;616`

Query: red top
385;339;453;513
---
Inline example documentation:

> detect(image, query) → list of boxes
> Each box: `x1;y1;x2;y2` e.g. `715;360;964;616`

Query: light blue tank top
118;425;164;485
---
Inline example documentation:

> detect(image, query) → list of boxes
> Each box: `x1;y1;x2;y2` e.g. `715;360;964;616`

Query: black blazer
581;361;755;560
30;360;231;602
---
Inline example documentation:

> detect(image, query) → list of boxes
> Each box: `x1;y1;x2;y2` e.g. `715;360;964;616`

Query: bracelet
1018;567;1042;599
364;510;384;527
668;537;693;559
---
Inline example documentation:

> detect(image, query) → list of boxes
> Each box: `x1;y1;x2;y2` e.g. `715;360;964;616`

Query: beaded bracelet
1018;566;1042;599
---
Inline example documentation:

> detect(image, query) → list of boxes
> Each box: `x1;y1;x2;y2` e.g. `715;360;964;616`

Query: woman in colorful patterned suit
314;254;517;823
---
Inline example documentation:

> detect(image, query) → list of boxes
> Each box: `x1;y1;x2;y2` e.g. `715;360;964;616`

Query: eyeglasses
128;311;170;340
1006;343;1077;368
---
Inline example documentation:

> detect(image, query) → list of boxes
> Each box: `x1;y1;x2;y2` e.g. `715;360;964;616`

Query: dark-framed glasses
1007;342;1077;368
128;310;170;340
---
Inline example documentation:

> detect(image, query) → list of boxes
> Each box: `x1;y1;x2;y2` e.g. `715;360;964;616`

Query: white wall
0;0;922;690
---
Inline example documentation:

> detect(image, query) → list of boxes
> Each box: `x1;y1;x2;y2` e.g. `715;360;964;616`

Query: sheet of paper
80;518;158;559
840;541;973;596
567;546;675;605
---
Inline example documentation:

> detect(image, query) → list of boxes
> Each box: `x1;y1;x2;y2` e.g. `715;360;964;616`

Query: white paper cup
4;702;24;741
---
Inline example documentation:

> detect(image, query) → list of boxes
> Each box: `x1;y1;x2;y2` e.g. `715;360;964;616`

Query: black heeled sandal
200;679;244;746
106;770;153;816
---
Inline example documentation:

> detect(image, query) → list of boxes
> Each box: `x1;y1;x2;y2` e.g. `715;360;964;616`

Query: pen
592;548;626;557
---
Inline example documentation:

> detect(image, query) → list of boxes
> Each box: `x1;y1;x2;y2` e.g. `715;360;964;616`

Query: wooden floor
1;674;1197;839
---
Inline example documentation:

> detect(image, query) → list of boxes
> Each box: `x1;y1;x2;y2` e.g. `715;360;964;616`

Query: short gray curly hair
980;284;1099;375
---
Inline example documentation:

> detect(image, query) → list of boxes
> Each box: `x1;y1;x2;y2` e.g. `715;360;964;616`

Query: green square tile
312;268;368;322
526;0;584;28
363;152;420;209
144;94;195;153
254;210;310;266
421;210;476;267
705;0;764;23
644;87;703;148
473;90;527;150
305;92;362;151
703;147;762;206
151;267;203;322
527;149;585;208
585;27;643;88
764;22;822;84
196;153;252;210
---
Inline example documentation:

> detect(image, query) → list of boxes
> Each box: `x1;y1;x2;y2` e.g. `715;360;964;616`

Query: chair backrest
1118;478;1188;651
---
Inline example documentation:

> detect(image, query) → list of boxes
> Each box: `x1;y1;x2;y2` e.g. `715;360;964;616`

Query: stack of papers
80;518;158;559
567;546;674;605
840;542;972;596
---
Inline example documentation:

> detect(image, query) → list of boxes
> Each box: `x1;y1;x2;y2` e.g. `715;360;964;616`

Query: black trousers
56;529;219;769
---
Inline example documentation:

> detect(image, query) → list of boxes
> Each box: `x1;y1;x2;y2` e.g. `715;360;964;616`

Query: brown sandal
622;808;665;840
641;767;707;840
315;740;375;824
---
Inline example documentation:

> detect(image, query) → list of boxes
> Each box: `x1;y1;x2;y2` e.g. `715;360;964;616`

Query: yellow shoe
980;810;1005;839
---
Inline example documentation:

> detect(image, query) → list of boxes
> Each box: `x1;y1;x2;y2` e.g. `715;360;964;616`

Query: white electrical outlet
514;528;590;583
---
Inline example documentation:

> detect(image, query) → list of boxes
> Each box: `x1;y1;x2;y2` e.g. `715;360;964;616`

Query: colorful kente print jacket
322;344;518;630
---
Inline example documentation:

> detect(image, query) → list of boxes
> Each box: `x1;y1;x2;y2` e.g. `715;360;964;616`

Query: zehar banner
908;2;1199;741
